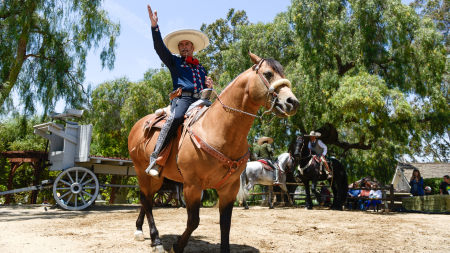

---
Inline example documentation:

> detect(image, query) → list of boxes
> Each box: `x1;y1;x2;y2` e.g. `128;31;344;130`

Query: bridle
212;58;291;120
294;136;312;162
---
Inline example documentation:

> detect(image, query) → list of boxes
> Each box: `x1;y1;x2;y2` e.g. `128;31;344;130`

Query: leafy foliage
0;0;120;115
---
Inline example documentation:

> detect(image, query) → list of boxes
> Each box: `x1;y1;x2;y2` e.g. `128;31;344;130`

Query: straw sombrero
257;137;274;145
305;131;321;137
163;29;209;54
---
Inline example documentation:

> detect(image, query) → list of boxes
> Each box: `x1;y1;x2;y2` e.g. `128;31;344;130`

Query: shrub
423;178;443;195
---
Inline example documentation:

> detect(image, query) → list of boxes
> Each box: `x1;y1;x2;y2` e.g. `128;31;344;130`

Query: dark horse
288;135;348;210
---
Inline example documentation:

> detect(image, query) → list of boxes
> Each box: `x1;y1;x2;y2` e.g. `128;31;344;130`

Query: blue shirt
348;189;361;197
151;26;208;93
409;177;424;196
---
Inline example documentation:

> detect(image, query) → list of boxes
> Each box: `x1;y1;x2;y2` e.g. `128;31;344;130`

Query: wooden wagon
0;109;189;210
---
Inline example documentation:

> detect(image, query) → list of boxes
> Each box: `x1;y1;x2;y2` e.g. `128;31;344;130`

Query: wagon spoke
80;193;87;205
67;194;73;205
59;190;71;200
56;188;70;191
59;179;71;186
75;170;79;183
79;172;87;185
81;178;94;186
82;190;93;198
82;187;97;189
67;173;74;184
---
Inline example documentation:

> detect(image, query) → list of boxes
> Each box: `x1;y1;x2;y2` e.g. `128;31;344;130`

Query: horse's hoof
152;245;166;253
134;230;145;241
170;244;178;253
244;206;249;210
269;206;274;209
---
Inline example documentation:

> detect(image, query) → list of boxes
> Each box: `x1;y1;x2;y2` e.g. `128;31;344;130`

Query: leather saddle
258;158;278;172
139;104;210;173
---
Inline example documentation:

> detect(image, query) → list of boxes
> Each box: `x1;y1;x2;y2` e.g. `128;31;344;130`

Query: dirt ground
0;204;449;253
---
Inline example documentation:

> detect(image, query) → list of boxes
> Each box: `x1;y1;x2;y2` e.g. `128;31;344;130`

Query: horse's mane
219;58;285;95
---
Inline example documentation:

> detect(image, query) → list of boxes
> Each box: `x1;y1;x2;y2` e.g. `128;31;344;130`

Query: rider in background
146;4;213;178
256;137;280;185
305;131;333;179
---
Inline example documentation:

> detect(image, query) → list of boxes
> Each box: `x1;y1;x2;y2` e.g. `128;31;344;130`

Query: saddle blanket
258;159;275;171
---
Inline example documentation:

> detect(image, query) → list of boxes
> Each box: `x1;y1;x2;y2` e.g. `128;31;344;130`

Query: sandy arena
0;204;449;252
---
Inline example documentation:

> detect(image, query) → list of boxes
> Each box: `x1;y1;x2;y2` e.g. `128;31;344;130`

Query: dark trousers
149;96;198;166
160;96;198;150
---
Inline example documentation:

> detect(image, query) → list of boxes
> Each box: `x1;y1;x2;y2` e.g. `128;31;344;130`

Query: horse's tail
236;168;249;202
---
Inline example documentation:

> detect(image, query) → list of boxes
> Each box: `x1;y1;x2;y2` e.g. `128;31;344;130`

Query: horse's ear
248;51;262;64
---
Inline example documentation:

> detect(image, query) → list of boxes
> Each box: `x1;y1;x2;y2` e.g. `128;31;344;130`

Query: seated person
357;182;371;210
365;185;382;211
347;183;361;210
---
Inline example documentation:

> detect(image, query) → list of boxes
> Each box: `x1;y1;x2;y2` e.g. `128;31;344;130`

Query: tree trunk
0;3;34;107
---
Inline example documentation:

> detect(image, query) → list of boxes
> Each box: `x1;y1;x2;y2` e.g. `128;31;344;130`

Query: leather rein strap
187;127;250;189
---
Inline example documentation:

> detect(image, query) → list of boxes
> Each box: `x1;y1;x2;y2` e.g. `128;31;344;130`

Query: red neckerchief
185;56;199;65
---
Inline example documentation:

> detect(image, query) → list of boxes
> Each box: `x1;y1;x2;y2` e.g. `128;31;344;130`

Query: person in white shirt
306;131;332;179
365;185;382;211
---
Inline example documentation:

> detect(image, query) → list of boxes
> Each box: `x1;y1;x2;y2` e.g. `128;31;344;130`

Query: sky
48;0;415;112
51;0;293;112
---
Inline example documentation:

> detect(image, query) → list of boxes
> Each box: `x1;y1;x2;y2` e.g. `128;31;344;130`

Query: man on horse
256;136;280;185
305;131;333;179
146;4;213;178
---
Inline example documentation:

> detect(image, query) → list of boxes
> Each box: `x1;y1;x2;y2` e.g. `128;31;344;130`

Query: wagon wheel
153;191;176;207
179;189;204;207
53;167;99;211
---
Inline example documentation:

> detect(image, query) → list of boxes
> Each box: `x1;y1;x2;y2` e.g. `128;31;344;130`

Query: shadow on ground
154;234;259;253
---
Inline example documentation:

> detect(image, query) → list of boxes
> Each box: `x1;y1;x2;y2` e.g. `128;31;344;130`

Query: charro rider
146;4;213;177
305;131;333;179
256;137;280;185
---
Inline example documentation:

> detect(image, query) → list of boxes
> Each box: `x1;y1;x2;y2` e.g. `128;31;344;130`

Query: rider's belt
181;92;199;98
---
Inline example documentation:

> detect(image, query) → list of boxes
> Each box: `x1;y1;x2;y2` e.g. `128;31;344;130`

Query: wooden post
389;184;394;211
30;161;42;204
5;162;23;204
109;175;117;204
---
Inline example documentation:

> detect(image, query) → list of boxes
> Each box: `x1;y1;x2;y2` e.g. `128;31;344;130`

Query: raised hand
147;4;158;27
205;76;213;88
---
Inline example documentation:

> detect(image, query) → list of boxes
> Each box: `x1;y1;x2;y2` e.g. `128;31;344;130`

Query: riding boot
145;102;177;178
271;161;280;185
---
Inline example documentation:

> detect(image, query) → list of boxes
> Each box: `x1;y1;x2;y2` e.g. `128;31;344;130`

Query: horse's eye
263;71;273;79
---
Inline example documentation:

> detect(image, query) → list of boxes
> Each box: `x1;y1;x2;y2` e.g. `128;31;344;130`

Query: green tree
0;0;120;115
210;0;449;183
196;9;249;82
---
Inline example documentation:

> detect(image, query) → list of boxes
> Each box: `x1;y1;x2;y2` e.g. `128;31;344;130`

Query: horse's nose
285;96;299;114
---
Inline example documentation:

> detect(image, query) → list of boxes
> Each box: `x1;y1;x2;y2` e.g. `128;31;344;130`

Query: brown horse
128;52;299;253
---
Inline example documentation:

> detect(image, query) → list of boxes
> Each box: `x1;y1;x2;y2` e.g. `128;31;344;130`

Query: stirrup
146;164;161;178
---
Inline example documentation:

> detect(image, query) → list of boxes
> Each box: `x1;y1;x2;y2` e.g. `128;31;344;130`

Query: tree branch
315;123;372;151
334;54;356;76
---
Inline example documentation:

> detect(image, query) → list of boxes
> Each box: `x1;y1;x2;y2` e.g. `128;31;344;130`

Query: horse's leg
244;181;254;210
137;189;167;253
310;176;323;205
268;185;274;209
134;195;146;241
280;181;294;207
216;183;242;253
329;177;339;210
303;180;313;209
171;184;202;253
